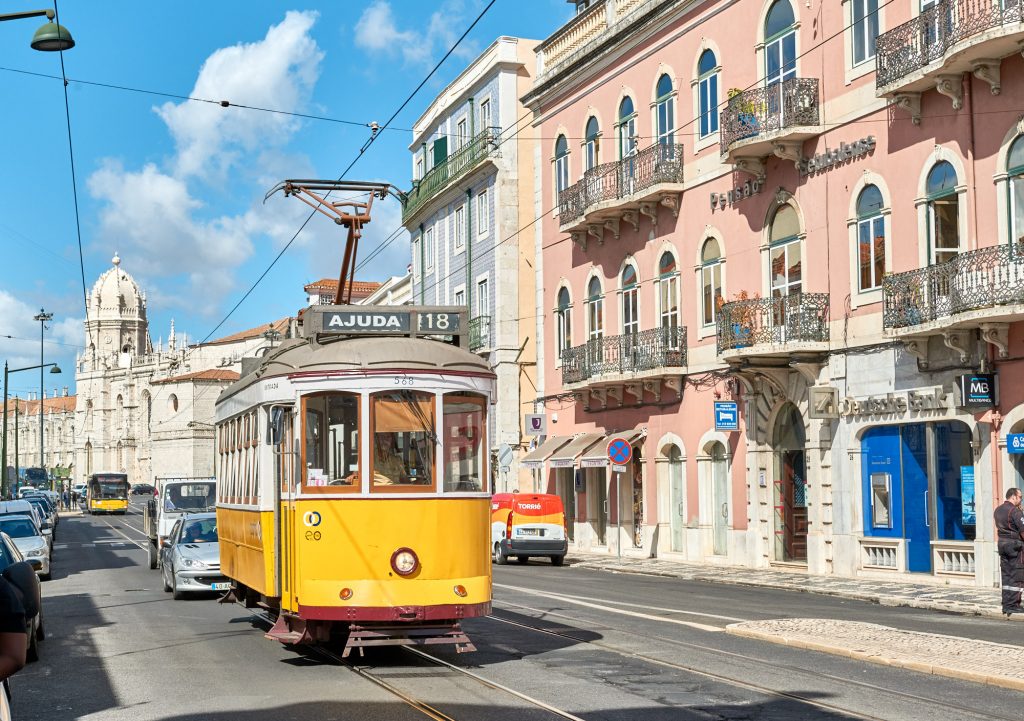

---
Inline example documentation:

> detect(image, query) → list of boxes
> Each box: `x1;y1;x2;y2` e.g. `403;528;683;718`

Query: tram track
246;609;584;721
488;600;1019;721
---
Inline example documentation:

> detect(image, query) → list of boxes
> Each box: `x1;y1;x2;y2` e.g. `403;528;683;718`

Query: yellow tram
215;305;495;655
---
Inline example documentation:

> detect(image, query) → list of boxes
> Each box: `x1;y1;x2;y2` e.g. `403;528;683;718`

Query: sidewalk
727;618;1024;691
566;553;1006;618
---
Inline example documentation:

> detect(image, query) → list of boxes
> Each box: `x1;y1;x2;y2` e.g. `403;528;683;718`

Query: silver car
0;515;51;580
159;513;229;600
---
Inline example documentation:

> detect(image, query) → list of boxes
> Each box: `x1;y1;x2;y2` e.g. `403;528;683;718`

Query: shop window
696;50;718;139
856;185;886;291
303;392;360;492
442;393;487;492
700;238;723;326
370;391;435;491
926;161;960;265
584;117;600;172
869;472;892;528
1007;136;1024;244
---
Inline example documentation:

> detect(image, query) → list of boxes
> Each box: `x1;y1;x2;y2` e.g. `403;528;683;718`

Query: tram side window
371;391;436;489
443;393;487;492
303;393;360;490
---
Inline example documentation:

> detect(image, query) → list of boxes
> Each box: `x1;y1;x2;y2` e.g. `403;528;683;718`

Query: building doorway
631;451;644;548
587;467;607;546
773;403;807;562
556;468;576;542
667;445;685;552
710;442;729;556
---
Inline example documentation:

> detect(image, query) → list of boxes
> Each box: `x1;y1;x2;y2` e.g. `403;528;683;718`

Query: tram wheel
494;543;508;565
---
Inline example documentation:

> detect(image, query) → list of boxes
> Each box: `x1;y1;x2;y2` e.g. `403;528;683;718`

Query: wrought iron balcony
468;315;491;352
876;0;1024;92
716;293;830;355
560;325;686;385
882;243;1024;330
719;78;820;158
401;127;500;224
557;142;684;228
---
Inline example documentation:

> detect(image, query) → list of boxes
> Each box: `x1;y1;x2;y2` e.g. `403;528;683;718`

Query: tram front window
303;392;360;489
443;393;487;492
371;391;435;489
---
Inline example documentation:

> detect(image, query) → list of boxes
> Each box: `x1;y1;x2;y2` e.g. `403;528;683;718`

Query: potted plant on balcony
717;290;759;348
727;88;760;139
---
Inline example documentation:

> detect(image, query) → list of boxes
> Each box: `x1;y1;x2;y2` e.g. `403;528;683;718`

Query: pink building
522;0;1024;587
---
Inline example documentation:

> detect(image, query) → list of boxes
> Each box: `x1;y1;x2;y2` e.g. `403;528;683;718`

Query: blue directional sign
714;401;739;432
1008;433;1024;454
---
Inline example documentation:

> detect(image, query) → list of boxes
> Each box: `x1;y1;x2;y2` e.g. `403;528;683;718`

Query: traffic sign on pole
607;438;633;466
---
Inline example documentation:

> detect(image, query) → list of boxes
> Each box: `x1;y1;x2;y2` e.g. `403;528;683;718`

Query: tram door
273;408;298;609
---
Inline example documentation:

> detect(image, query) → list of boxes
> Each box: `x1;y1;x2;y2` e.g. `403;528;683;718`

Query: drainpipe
466;189;474;319
418;223;425;304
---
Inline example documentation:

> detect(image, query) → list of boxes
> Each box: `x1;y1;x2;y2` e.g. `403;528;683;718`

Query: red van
490;493;567;565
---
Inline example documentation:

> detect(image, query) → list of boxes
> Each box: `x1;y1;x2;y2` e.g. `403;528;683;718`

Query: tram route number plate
418;312;460;332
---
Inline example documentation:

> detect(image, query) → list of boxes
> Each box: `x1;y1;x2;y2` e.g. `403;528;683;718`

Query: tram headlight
390;547;419;576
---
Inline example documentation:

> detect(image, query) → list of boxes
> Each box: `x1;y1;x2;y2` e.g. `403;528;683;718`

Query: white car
0;515;50;579
0;500;52;551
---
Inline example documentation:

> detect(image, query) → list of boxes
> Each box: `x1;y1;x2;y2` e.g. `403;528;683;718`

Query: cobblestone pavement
727;618;1024;691
565;553;1007;618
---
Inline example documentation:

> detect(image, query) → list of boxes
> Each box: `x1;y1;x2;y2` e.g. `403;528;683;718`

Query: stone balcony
401;127;500;225
535;0;654;78
716;293;830;360
719;78;821;177
876;0;1021;120
560;326;686;409
882;243;1024;363
557;143;684;248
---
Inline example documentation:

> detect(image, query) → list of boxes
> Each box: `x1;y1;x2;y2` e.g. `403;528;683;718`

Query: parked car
24;495;57;532
159;512;229;600
0;500;52;551
0;516;50;580
0;532;44;662
130;483;155;496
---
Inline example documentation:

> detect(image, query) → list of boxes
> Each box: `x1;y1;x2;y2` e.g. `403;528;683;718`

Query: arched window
769;205;802;299
116;441;124;472
554;135;570;196
697;50;719;139
556;286;572;358
586;276;604;340
856;185;885;291
618;97;637;161
621;264;639;336
116;394;123;430
926;161;959;264
1008;136;1024;244
658;252;679;333
168;394;179;413
701;238;724;326
655;74;675;149
85;441;93;476
585;116;600;171
765;0;796;89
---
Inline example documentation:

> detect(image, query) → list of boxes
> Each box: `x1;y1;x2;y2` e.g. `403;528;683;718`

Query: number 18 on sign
1008;433;1024;454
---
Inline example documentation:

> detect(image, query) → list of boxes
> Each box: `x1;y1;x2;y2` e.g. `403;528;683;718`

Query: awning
580;429;646;468
520;435;573;469
548;432;606;468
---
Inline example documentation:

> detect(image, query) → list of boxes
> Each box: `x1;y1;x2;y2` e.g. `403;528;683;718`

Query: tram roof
218;334;494;403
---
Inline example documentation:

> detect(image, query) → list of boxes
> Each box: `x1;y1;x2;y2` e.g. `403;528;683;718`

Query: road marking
494;583;725;632
496;586;746;623
96;518;149;551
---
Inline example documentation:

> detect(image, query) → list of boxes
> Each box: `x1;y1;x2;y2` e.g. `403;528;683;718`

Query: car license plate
211;582;231;591
519;528;539;536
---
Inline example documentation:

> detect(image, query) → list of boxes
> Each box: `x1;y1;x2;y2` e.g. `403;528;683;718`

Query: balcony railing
557;142;684;225
876;0;1024;88
719;78;820;155
882;243;1024;329
716;293;830;354
560;325;686;385
402;127;500;224
469;315;491;352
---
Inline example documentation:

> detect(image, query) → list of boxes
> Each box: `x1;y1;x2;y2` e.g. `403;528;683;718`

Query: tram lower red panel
297;601;491;622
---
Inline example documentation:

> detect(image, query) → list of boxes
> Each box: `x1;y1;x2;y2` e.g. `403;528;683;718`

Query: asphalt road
9;498;1023;721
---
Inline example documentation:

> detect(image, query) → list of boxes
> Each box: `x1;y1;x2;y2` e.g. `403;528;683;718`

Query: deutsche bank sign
956;373;997;409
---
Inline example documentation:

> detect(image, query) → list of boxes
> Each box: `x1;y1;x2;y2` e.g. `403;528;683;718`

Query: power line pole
34;308;52;488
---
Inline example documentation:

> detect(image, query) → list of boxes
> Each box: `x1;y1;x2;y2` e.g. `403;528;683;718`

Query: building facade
523;0;1024;587
403;36;539;492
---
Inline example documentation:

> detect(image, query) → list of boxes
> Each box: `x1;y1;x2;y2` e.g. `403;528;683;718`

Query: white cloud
0;291;83;394
354;1;480;67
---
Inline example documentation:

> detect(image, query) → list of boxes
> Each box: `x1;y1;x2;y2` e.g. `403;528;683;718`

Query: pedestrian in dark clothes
994;487;1024;617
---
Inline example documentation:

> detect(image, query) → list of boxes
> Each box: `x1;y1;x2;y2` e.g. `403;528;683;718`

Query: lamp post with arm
1;361;61;499
34;309;52;487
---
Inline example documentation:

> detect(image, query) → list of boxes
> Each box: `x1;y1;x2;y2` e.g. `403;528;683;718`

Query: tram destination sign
309;307;462;336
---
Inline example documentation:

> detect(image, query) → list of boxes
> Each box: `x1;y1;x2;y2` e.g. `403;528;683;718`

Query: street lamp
1;361;60;499
0;9;75;51
34;309;52;487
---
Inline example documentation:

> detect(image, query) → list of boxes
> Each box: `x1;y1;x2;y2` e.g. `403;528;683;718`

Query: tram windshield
371;391;435;489
443;393;487;492
303;392;360;489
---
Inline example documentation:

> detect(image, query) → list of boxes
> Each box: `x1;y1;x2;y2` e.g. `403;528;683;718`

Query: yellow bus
87;473;129;515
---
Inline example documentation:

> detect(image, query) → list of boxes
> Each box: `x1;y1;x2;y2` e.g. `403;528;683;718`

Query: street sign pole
616;470;621;560
606;438;633;562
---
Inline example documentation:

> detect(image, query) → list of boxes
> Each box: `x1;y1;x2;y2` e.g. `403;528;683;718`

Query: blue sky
0;1;570;395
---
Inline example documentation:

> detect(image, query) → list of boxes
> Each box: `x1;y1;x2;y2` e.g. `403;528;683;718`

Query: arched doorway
709;441;729;556
665;444;685;552
773;403;807;562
